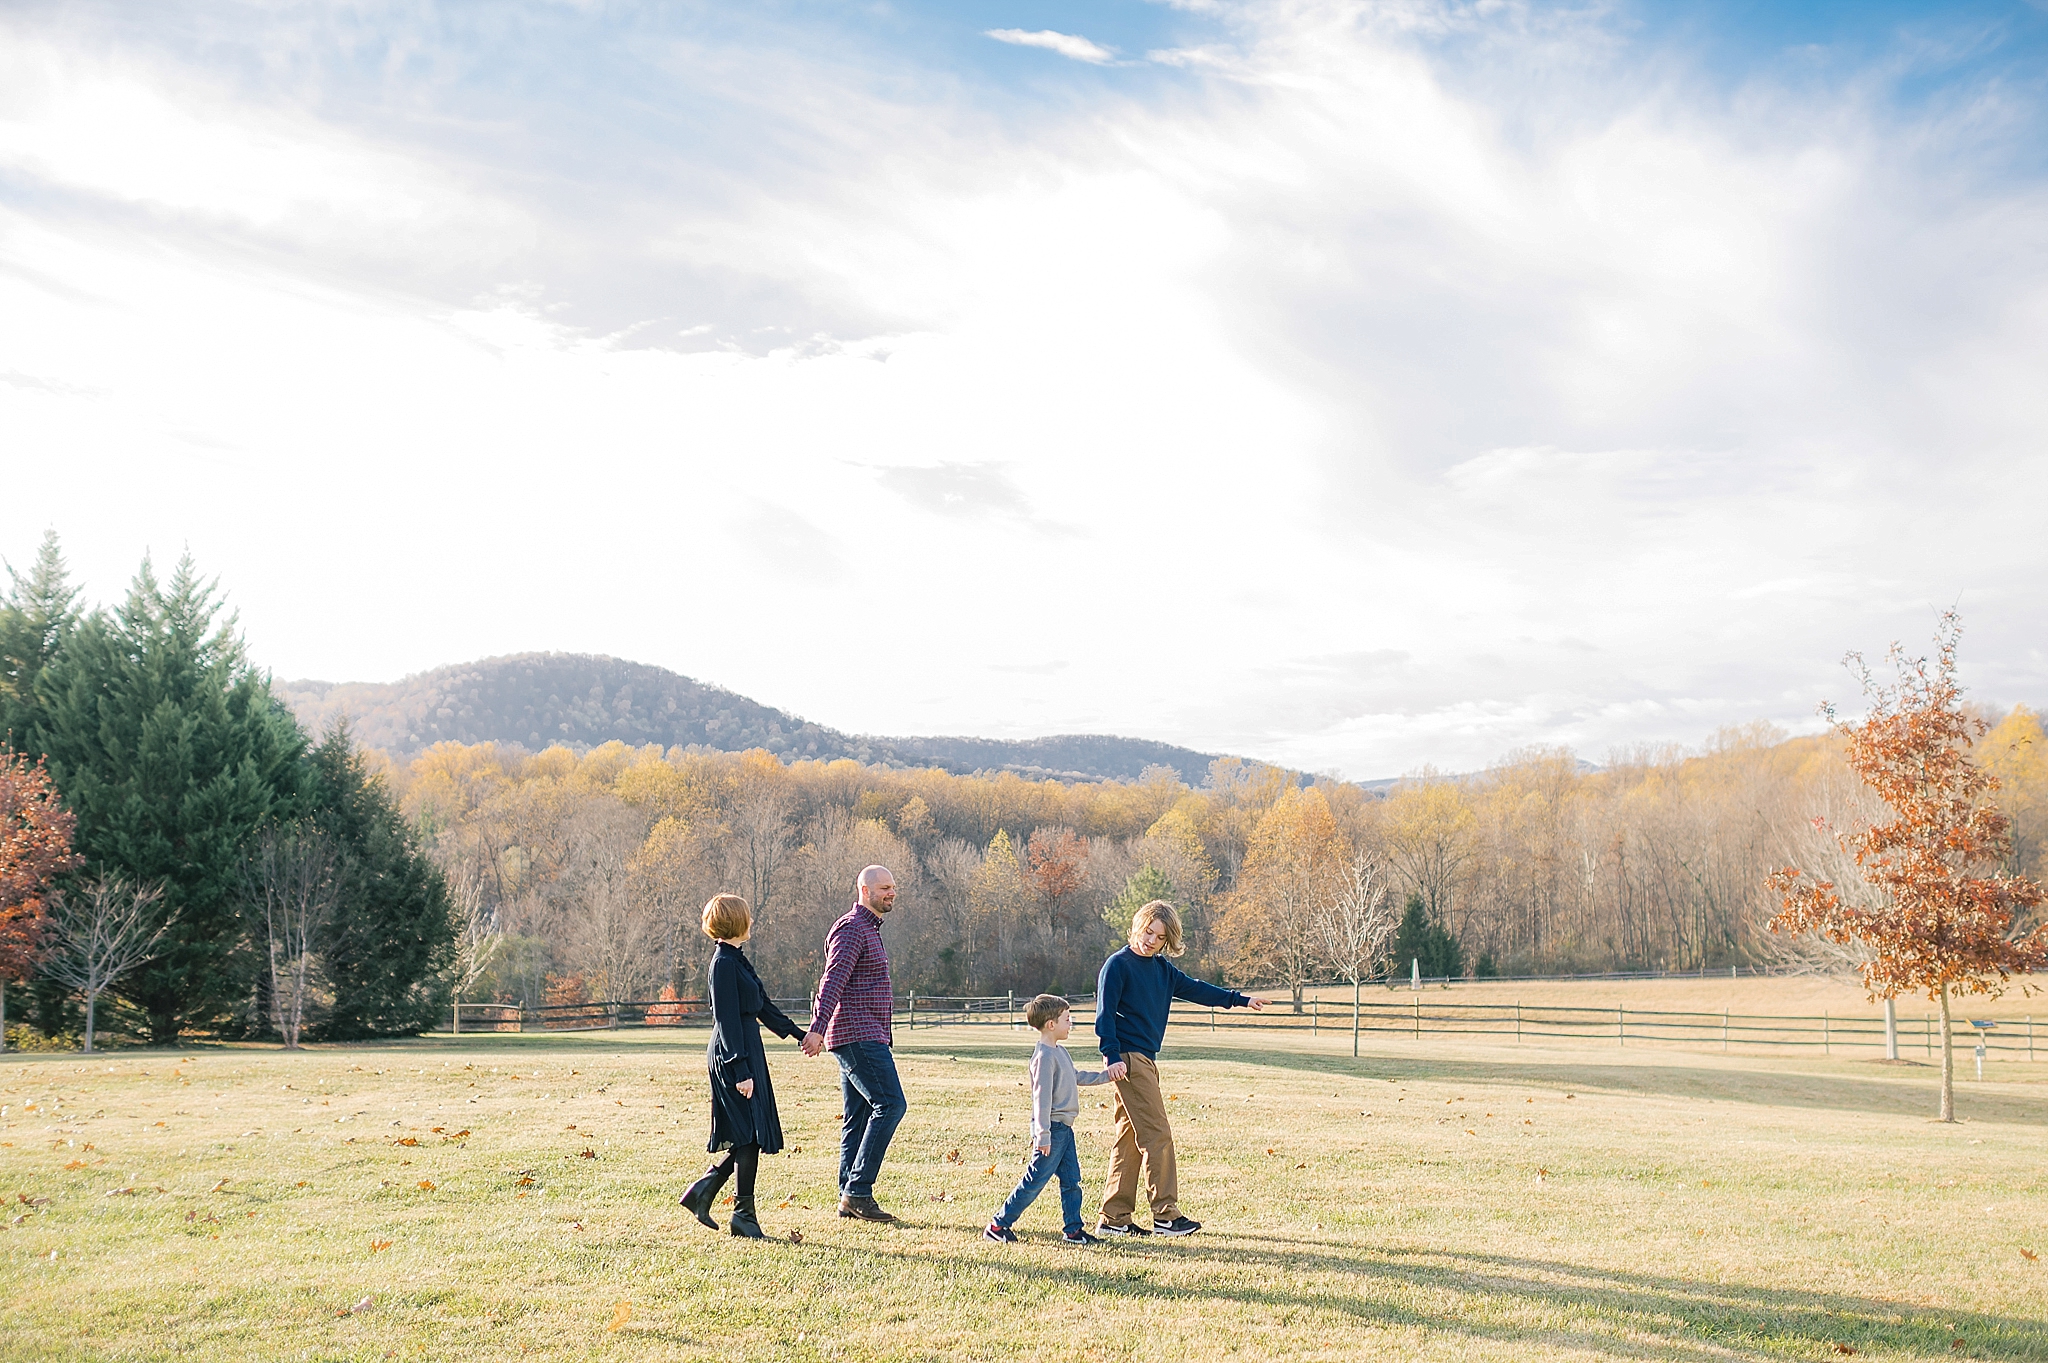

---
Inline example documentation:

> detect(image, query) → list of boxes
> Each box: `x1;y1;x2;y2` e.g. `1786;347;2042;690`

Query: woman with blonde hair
678;893;806;1237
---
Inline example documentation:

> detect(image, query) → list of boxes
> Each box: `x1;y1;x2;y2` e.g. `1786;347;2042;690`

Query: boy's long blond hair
1129;899;1185;957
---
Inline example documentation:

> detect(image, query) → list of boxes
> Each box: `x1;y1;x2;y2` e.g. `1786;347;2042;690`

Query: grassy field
2;1013;2045;1362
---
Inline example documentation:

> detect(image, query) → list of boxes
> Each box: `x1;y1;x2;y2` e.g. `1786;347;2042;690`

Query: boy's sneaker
1152;1216;1202;1237
1096;1220;1149;1237
1062;1228;1103;1245
983;1222;1018;1243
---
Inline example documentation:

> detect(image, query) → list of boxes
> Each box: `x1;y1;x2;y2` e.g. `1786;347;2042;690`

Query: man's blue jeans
834;1041;906;1199
993;1121;1084;1234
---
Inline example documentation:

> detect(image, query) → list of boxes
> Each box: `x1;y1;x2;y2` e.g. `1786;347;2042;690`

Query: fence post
1312;998;1318;1037
1618;1005;1624;1048
1722;1008;1728;1052
1413;995;1419;1039
1515;1000;1521;1044
1926;1014;1932;1059
1210;1006;1216;1032
1823;1010;1829;1057
2030;1015;2034;1062
908;991;915;1030
1008;991;1015;1028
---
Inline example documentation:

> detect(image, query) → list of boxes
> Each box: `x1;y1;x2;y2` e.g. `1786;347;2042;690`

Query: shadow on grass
809;1228;2045;1361
896;1038;2048;1126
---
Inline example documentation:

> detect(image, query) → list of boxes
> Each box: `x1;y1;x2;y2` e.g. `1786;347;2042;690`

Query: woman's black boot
679;1158;733;1230
728;1144;764;1237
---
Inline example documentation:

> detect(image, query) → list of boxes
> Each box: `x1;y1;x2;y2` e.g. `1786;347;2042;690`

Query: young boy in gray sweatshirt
984;994;1112;1245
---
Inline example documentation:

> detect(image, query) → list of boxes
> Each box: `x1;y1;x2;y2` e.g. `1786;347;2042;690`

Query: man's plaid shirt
812;903;893;1048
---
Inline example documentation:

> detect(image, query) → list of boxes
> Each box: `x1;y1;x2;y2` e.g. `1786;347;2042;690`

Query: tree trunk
1884;997;1897;1061
452;998;461;1036
1291;982;1303;1014
1352;977;1361;1058
1938;983;1954;1122
1;979;7;1053
83;990;97;1055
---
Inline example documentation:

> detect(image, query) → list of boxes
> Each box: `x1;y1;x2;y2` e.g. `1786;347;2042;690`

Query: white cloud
985;29;1118;65
4;1;2046;777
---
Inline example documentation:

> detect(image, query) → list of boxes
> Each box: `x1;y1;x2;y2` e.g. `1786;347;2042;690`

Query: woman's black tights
731;1143;759;1202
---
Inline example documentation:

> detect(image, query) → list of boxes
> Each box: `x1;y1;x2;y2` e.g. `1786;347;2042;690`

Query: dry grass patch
2;1026;2044;1361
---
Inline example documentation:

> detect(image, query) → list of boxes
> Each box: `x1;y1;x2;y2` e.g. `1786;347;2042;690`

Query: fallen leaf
1294;1162;1307;1170
1952;1341;1966;1351
945;1149;961;1163
983;1165;996;1176
417;1180;436;1192
930;1191;954;1202
337;1295;374;1317
516;1176;535;1187
63;1160;86;1170
208;1179;228;1194
370;1239;393;1253
105;1186;136;1197
1265;1147;1276;1156
607;1301;631;1332
395;1137;419;1147
295;1181;309;1188
788;1228;804;1244
1834;1344;1858;1355
1464;1129;1477;1137
431;1127;446;1134
576;1148;598;1160
2022;1248;2038;1262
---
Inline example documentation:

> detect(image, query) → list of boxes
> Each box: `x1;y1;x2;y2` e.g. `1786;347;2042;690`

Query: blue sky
4;0;2046;776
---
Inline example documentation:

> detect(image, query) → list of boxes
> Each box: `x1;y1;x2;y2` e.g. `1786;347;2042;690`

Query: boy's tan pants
1099;1052;1178;1226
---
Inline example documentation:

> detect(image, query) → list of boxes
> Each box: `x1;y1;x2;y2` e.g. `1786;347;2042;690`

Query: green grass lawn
2;1024;2044;1361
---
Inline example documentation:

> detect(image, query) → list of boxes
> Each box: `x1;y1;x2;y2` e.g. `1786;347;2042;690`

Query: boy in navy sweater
1094;900;1266;1236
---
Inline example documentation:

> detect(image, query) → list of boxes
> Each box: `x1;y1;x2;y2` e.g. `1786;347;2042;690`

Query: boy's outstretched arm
1166;959;1266;1010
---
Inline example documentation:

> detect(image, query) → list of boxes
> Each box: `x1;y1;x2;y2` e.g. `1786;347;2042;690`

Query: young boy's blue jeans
993;1121;1084;1234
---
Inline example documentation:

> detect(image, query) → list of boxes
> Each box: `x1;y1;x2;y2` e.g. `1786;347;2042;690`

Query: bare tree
42;877;172;1053
253;824;338;1049
446;853;503;1035
1321;851;1398;1057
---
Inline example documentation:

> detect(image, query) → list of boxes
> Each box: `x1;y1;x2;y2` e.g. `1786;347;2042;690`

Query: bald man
803;865;906;1223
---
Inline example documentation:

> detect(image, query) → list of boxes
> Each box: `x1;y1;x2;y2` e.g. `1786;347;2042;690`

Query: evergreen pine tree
1102;864;1177;932
0;531;82;746
309;726;454;1038
30;555;309;1043
1392;891;1464;979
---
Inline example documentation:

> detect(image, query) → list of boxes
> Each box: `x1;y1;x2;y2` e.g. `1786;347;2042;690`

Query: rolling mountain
276;652;1225;784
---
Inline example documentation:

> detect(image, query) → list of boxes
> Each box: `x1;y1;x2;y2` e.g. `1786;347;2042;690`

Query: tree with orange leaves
1026;827;1089;953
0;749;81;1049
1767;613;2048;1121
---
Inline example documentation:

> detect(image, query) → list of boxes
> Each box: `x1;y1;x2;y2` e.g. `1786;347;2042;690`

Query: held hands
735;1078;755;1099
800;1031;825;1058
1037;1143;1052;1157
1104;1061;1128;1082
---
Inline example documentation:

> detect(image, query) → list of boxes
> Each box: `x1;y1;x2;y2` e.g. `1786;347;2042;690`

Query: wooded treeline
391;706;2048;1009
8;535;2044;1043
0;536;453;1046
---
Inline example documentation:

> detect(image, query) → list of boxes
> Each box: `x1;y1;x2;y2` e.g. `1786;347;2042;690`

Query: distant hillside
277;652;1224;785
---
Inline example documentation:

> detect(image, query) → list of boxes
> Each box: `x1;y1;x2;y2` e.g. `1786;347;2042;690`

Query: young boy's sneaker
1096;1220;1149;1237
983;1222;1018;1243
1062;1228;1103;1245
1152;1216;1202;1237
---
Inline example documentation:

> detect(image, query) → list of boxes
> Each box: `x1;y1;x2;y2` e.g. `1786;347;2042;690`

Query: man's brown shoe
838;1195;900;1224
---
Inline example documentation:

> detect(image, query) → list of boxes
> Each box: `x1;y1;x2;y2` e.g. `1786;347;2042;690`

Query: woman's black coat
705;941;805;1154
